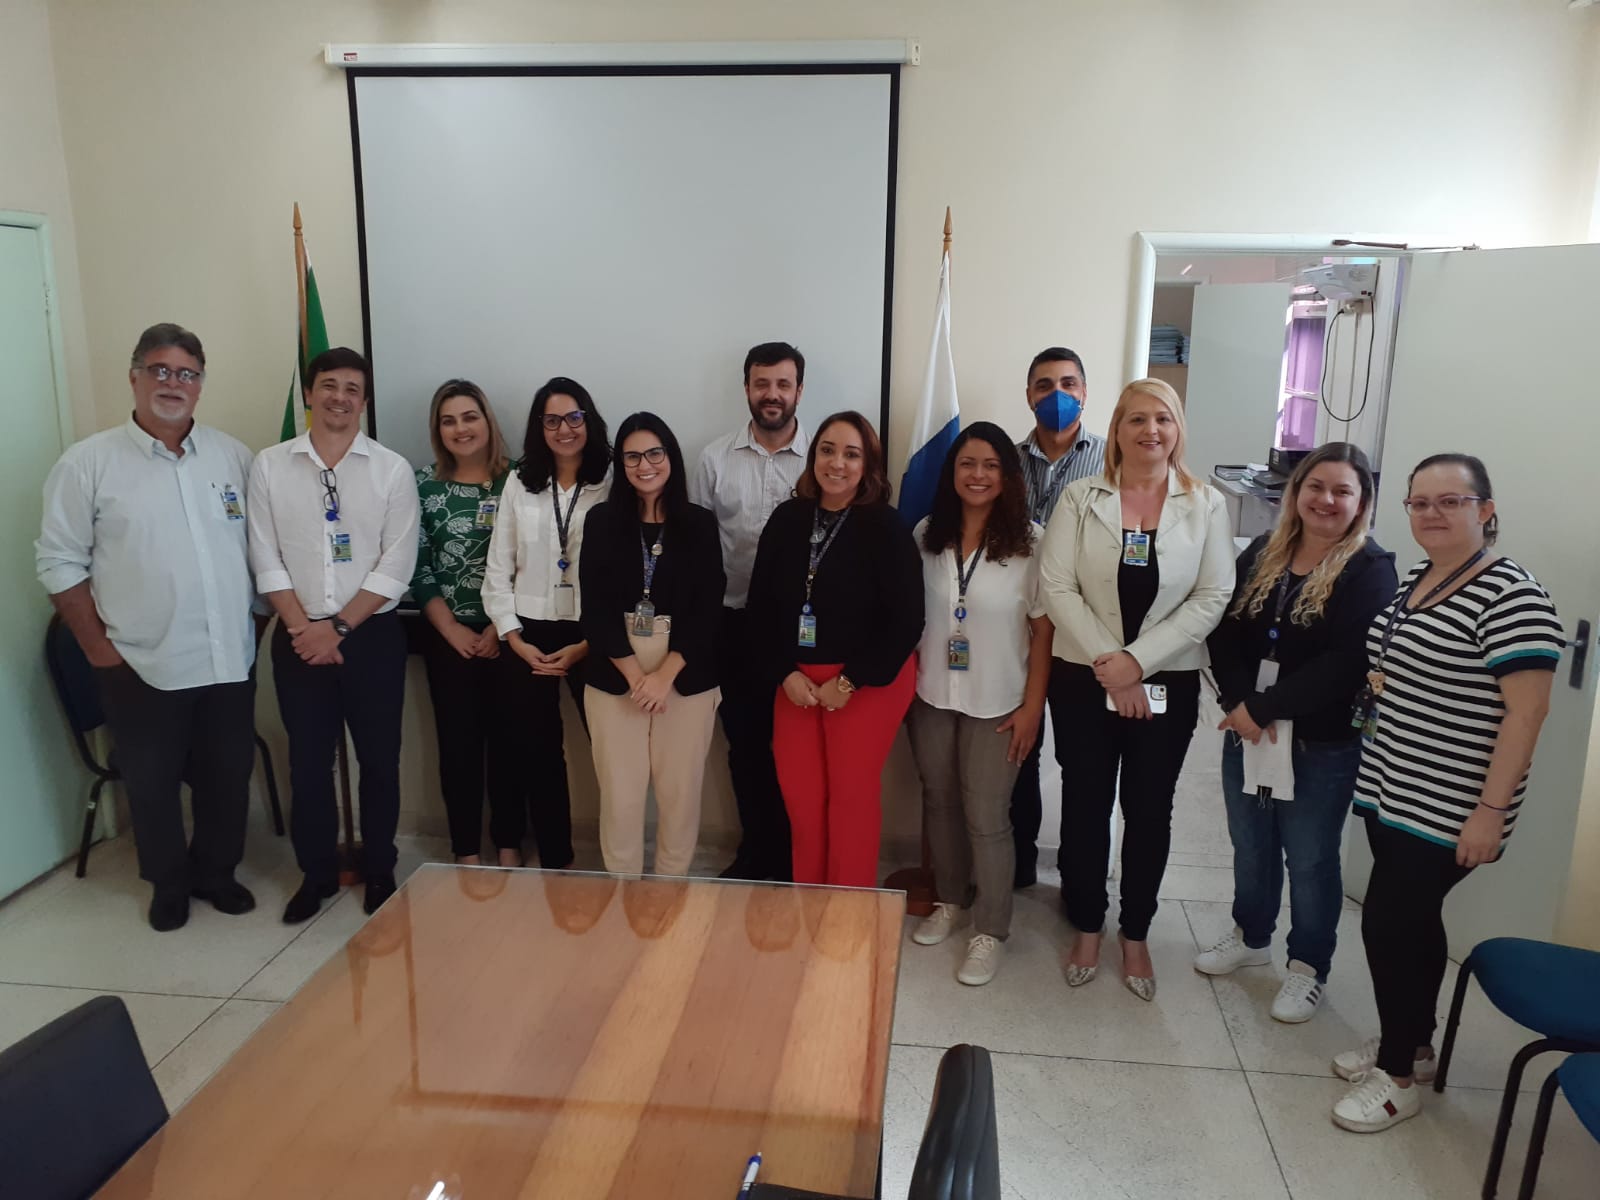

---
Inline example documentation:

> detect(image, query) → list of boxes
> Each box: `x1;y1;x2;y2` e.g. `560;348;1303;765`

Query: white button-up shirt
247;431;419;619
481;470;609;637
35;417;258;691
690;420;810;608
914;519;1048;719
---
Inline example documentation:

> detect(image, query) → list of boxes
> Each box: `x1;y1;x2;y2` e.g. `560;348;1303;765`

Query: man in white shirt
248;348;420;923
1012;347;1107;888
37;323;259;932
690;342;810;881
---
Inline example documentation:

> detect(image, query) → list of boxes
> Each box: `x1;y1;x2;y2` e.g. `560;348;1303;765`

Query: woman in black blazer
579;412;725;876
746;410;924;887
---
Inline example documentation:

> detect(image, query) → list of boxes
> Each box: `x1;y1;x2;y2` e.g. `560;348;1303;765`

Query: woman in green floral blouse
412;379;520;865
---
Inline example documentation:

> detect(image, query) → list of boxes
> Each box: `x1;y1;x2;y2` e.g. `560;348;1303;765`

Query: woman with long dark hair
906;423;1052;986
1198;443;1396;1022
578;412;725;876
412;379;517;864
746;410;924;887
480;377;610;867
1330;453;1560;1133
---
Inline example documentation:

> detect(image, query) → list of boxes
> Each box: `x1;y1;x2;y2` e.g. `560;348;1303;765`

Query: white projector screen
349;68;899;471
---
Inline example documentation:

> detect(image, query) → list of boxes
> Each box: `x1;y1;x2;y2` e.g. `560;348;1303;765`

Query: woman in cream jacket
1039;378;1234;1000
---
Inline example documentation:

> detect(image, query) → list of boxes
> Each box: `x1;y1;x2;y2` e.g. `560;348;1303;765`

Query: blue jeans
1221;736;1361;982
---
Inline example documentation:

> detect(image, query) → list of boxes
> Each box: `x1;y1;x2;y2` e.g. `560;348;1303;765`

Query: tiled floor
3;730;1598;1198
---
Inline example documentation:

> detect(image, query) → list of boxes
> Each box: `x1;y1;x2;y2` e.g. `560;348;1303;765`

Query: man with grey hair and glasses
37;323;261;931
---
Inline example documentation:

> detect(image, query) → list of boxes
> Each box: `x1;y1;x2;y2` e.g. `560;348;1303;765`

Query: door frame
0;211;74;449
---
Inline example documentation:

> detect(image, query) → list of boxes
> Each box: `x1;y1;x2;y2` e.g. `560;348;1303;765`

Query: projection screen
348;67;899;471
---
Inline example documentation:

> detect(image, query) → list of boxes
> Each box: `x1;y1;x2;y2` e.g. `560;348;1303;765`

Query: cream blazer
1039;471;1235;676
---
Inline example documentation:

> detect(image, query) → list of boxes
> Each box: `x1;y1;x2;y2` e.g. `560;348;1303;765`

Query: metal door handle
1569;618;1592;690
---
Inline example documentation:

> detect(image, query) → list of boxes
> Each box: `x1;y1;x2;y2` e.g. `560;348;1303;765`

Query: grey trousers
906;696;1020;939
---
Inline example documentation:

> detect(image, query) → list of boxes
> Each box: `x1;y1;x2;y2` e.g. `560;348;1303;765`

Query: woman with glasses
746;411;924;888
481;377;611;868
412;381;517;865
578;413;725;876
1197;443;1397;1022
1330;454;1561;1134
906;423;1051;986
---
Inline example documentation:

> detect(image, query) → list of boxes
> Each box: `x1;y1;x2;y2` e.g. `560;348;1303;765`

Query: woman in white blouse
481;377;611;868
907;423;1052;987
1039;378;1234;1000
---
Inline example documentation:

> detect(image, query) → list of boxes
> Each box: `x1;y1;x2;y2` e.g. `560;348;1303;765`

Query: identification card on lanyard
329;531;353;563
554;583;576;619
219;485;244;520
474;497;498;529
1122;527;1151;567
799;507;849;648
948;545;980;671
633;529;662;636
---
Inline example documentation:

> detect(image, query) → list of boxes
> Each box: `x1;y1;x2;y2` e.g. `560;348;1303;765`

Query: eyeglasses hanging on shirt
552;484;583;619
798;506;849;648
948;544;981;671
633;527;664;636
320;467;353;564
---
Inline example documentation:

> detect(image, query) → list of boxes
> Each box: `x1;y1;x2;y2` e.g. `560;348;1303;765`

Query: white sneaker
1270;960;1325;1023
913;903;967;946
1331;1036;1437;1083
1331;1067;1421;1133
1193;928;1273;976
957;934;1003;985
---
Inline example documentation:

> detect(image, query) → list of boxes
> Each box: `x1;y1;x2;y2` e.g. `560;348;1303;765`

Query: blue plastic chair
1515;1053;1600;1199
1433;937;1600;1199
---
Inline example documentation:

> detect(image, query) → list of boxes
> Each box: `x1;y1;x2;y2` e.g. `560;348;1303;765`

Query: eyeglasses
136;363;205;387
319;468;340;522
541;411;587;431
621;446;668;468
1401;495;1483;515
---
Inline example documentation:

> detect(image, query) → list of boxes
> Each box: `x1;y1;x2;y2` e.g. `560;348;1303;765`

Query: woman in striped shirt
1331;454;1562;1134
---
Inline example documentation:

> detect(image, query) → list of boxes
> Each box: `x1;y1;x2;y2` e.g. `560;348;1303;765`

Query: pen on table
737;1151;762;1197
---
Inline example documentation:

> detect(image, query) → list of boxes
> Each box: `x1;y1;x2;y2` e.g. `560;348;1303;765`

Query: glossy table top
96;866;906;1199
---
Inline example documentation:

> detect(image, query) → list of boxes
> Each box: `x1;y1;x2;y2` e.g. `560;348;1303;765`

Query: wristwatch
330;616;353;638
835;674;857;695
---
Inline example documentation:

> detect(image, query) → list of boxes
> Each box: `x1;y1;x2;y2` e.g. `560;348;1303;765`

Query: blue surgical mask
1035;389;1082;433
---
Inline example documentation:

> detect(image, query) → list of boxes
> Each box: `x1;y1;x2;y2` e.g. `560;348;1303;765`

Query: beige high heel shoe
1065;931;1102;987
1119;933;1156;1002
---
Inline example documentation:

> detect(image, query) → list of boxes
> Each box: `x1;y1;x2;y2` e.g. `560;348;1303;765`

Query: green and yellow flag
280;203;331;440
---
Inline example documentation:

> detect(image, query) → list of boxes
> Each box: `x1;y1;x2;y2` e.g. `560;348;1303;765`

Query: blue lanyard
639;528;663;600
953;546;981;623
803;507;849;611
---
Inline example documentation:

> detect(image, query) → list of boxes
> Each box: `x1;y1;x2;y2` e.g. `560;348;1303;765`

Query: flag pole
881;209;952;917
294;202;308;363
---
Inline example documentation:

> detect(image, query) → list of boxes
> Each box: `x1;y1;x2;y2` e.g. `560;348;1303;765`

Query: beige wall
35;0;1600;852
2;0;93;433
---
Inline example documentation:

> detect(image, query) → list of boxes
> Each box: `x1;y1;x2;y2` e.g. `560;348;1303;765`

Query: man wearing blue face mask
1011;347;1107;887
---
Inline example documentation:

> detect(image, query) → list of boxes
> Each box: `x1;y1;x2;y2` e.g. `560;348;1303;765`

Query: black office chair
751;1043;1001;1200
0;995;169;1199
45;614;285;877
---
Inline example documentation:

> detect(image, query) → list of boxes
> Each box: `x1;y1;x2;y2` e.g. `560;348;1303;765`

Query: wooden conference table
96;866;906;1199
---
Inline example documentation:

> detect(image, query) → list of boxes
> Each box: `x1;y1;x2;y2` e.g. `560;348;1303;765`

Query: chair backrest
908;1043;1001;1200
0;995;169;1199
44;613;111;767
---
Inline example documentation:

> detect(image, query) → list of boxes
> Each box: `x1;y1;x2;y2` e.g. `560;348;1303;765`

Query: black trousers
506;618;587;867
1008;664;1076;877
717;606;791;879
1361;811;1474;1077
1055;662;1201;940
272;612;406;886
94;664;255;894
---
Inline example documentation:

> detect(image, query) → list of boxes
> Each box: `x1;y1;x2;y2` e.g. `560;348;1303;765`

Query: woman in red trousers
746;410;924;886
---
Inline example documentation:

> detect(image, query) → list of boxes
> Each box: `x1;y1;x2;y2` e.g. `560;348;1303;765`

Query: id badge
1122;530;1151;567
329;531;353;564
1147;683;1168;714
947;634;970;671
474;498;498;530
1256;659;1280;691
554;582;576;619
632;600;656;636
797;612;817;648
220;487;244;520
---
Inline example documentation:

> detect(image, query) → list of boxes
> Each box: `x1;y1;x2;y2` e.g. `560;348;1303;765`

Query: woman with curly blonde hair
1195;442;1397;1022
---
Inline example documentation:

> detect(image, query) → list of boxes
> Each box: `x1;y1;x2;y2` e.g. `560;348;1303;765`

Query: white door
1345;244;1600;957
1181;281;1293;477
0;222;84;898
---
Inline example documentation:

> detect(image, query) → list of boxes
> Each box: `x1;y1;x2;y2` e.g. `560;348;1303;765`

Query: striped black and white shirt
1353;558;1563;851
1018;429;1107;529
